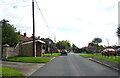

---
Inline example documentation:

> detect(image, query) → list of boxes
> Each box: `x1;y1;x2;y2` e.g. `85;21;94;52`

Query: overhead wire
1;0;56;40
34;0;55;36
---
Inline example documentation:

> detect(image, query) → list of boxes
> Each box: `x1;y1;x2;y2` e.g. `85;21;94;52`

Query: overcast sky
0;0;119;48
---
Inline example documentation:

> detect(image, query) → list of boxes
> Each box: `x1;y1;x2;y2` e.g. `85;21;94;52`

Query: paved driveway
2;61;45;76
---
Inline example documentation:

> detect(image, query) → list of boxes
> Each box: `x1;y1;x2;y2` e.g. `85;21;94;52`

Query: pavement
2;57;55;76
88;57;119;71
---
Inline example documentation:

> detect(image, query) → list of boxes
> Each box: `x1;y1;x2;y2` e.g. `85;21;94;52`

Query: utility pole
106;38;109;47
54;36;56;43
32;0;35;57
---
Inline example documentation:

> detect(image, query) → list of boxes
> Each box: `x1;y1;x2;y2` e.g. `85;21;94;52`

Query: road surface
28;52;119;77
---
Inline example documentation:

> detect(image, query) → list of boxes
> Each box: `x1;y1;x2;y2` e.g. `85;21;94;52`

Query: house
87;43;97;53
20;33;45;57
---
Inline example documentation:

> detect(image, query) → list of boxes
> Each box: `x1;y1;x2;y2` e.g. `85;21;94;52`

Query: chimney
24;33;26;37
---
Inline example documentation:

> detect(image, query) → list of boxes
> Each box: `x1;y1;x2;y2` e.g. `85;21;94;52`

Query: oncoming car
61;49;67;56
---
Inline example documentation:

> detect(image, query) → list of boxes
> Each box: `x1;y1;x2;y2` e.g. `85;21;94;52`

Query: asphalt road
28;52;119;77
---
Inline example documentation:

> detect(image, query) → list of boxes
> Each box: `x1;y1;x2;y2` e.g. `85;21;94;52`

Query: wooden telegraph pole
32;0;35;57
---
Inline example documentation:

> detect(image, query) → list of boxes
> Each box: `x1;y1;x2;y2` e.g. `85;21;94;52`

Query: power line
34;0;54;36
17;8;31;25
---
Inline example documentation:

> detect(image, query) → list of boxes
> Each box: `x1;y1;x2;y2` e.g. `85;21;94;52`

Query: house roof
20;35;33;42
20;35;39;42
20;33;45;45
22;40;45;45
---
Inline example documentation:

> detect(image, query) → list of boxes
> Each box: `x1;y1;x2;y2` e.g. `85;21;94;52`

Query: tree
0;22;2;45
1;19;20;47
92;38;102;54
117;26;120;38
56;40;72;50
92;38;102;44
72;44;78;52
41;38;58;52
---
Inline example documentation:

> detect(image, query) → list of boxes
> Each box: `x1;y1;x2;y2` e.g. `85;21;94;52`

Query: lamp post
106;38;110;47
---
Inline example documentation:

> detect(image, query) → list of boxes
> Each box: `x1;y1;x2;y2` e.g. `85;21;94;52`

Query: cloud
0;0;119;48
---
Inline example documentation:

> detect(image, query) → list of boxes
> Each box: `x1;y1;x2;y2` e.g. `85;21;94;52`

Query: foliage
78;47;88;53
2;57;50;63
1;19;20;47
117;26;120;38
0;24;1;45
72;44;76;50
80;53;120;63
88;38;103;52
72;44;79;52
92;38;102;44
41;38;58;52
0;66;23;76
97;45;104;50
56;40;72;50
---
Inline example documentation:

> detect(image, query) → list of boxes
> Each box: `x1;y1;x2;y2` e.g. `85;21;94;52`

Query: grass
0;66;24;76
42;53;61;57
2;57;50;63
80;53;120;63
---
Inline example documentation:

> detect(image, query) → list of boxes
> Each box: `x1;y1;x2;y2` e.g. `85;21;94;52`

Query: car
61;49;67;56
56;50;61;53
116;48;120;56
101;49;108;56
101;48;117;56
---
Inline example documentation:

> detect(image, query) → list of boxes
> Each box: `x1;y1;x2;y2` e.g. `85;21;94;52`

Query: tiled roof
20;35;38;42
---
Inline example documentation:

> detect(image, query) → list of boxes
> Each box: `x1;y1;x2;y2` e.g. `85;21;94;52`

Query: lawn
80;53;120;63
42;53;61;57
2;57;50;63
0;66;23;76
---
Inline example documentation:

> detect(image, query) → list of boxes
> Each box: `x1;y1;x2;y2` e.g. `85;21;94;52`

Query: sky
0;0;119;48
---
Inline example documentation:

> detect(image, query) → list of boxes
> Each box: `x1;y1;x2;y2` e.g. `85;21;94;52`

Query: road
28;52;119;77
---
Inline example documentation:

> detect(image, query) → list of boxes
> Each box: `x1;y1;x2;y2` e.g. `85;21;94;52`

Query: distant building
87;43;97;53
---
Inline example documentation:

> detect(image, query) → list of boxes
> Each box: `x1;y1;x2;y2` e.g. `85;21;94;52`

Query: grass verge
42;53;61;57
80;53;120;63
0;66;23;76
2;57;50;63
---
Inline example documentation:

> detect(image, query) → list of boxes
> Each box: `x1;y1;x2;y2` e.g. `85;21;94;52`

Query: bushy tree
72;44;77;50
56;40;72;50
91;38;103;53
41;38;58;52
92;38;102;44
1;19;20;47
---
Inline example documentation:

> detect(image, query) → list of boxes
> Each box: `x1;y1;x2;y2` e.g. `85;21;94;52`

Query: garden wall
2;44;20;58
